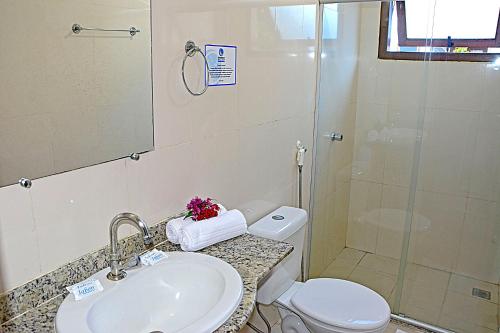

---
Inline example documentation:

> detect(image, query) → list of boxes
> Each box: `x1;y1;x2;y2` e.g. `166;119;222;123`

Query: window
379;1;500;62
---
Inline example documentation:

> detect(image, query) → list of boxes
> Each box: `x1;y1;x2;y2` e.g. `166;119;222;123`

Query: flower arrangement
185;197;221;221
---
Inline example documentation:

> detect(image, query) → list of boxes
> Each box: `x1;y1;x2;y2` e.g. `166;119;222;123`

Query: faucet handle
122;253;141;270
144;235;154;249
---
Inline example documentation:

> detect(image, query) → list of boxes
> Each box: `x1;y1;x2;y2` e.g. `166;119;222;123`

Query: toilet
248;206;391;333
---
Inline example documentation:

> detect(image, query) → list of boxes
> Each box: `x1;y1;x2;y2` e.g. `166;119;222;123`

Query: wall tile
356;61;392;106
482;65;500;113
426;62;485;112
346;180;382;253
357;3;382;58
469;112;500;202
417;109;479;196
30;159;129;273
126;145;196;224
0;186;40;292
407;191;466;272
191;131;241;209
383;105;419;187
309;195;328;277
351;134;387;184
456;199;500;284
376;185;410;259
389;61;427;109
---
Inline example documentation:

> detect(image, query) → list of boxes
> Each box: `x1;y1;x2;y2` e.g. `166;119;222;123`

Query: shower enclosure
308;1;500;332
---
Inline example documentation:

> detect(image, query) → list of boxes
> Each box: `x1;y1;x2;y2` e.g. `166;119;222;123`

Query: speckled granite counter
0;220;293;333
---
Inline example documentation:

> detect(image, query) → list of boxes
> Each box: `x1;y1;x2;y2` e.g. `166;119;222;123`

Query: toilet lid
290;279;390;330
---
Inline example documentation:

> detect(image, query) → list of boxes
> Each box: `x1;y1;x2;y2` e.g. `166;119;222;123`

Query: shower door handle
330;132;344;142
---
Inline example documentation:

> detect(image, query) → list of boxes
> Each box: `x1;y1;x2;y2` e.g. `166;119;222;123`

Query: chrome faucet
107;213;153;281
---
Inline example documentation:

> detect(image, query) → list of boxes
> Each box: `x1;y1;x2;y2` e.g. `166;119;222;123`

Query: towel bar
72;24;140;36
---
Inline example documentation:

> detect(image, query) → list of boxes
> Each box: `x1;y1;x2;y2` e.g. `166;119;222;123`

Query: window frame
378;2;500;62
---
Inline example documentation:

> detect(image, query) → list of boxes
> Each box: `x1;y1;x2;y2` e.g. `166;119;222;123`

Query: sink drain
150;331;164;333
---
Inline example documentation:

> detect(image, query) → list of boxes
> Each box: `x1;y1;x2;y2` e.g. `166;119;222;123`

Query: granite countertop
0;233;293;333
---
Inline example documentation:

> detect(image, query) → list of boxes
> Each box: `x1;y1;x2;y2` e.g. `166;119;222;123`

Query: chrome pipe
391;314;455;333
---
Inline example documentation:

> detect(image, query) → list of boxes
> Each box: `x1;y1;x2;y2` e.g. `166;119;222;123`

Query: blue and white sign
205;44;237;86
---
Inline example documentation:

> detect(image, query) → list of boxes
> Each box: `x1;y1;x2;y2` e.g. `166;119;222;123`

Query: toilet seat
290;279;390;332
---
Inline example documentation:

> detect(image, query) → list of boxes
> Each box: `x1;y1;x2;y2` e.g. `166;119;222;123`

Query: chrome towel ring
182;41;210;96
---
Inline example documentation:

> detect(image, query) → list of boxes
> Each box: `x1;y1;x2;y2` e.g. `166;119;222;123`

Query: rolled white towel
179;209;247;252
166;204;227;244
166;216;194;244
217;204;227;214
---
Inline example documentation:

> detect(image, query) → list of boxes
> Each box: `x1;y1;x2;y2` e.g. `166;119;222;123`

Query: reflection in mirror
0;0;154;187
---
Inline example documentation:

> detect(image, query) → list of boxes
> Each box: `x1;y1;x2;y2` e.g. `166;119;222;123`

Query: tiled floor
241;304;431;333
260;321;432;333
319;248;500;333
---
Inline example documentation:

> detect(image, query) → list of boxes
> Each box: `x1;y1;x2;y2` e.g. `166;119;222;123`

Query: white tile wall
408;191;466;272
376;185;409;260
456;199;500;284
31;159;130;273
0;187;41;290
0;0;317;292
346;179;381;253
425;62;485;112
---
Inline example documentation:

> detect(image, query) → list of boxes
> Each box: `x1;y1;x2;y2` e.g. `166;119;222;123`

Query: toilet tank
248;206;308;305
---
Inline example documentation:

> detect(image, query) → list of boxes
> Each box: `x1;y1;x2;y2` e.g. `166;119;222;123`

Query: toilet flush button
272;215;285;221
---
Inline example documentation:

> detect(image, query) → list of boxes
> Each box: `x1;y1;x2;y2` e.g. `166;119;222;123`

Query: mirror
0;0;154;187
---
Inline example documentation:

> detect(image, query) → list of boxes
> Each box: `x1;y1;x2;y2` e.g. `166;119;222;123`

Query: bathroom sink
55;252;243;333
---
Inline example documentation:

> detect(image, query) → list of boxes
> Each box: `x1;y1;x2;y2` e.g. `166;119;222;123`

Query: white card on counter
205;44;237;86
66;279;103;301
140;249;168;266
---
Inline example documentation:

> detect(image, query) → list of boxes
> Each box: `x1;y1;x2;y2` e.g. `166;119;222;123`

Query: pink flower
185;197;220;221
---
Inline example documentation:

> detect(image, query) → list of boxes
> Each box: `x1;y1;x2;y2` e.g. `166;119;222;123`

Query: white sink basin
56;252;243;333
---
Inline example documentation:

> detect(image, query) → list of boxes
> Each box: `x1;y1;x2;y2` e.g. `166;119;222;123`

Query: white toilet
248;206;391;333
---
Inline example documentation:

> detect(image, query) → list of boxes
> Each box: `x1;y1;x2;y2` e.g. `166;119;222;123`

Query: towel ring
182;41;210;96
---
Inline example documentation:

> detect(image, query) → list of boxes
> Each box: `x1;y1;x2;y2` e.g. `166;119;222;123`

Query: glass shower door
309;1;428;308
392;1;500;331
310;1;500;332
308;1;362;279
